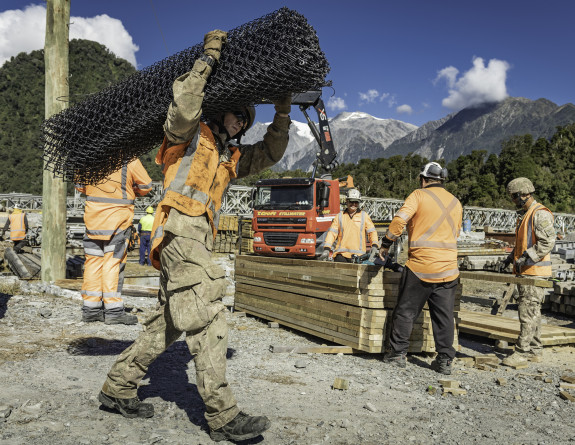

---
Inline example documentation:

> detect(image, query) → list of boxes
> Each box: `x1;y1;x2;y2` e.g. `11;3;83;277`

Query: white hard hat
420;162;448;181
346;188;361;201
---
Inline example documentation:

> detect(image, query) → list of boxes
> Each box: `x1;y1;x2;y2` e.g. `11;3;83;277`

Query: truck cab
251;177;342;257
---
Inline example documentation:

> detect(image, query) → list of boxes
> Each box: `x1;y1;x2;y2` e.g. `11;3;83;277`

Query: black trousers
334;255;352;263
389;266;458;359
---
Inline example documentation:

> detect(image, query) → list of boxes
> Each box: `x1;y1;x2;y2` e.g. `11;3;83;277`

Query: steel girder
4;187;575;232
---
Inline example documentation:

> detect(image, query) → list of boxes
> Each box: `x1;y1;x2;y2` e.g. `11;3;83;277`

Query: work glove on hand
496;257;512;273
514;251;530;270
203;30;227;62
318;249;330;261
273;95;292;115
369;246;379;259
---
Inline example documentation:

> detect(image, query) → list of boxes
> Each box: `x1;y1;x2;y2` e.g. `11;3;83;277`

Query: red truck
251;175;353;258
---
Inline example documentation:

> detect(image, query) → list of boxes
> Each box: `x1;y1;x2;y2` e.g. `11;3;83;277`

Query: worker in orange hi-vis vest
380;162;462;375
75;159;152;325
1;207;29;253
319;188;379;262
499;177;555;368
98;30;291;443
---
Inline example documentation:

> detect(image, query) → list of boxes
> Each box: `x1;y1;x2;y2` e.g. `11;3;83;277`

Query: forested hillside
236;123;575;213
0;39;161;195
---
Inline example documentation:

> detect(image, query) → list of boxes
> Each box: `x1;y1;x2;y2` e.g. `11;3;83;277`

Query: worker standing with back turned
138;206;155;266
498;177;555;367
98;30;292;443
319;188;379;262
76;159;152;324
380;162;462;375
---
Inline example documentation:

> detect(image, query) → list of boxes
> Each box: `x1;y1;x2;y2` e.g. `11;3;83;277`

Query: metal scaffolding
3;185;575;232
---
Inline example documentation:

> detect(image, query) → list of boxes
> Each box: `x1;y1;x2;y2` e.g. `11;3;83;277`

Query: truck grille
263;232;299;246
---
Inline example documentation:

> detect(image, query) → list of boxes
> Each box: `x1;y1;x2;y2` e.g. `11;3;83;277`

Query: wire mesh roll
42;7;331;184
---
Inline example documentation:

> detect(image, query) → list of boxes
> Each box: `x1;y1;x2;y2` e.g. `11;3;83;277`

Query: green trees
234;123;575;213
0;39;138;195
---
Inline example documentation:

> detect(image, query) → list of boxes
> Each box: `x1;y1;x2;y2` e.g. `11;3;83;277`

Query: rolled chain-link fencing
42;7;331;185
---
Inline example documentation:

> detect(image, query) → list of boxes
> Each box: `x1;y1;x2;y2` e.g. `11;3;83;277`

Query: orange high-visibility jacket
8;213;27;241
324;210;379;258
385;185;462;283
150;123;241;269
75;159;152;240
514;203;553;277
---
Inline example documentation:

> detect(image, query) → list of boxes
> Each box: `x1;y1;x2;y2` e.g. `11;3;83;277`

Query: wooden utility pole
42;0;70;281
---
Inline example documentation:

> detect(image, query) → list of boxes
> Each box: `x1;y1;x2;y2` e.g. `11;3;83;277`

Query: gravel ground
0;255;574;445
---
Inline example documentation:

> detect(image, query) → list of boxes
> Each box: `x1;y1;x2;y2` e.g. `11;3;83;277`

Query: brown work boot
98;391;154;418
105;311;138;325
209;412;271;442
528;350;543;363
502;351;529;367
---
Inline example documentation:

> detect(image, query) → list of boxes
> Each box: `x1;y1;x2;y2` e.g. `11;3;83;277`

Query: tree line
235;123;575;213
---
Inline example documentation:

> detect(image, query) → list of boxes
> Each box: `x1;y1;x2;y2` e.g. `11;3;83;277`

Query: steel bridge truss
3;185;575;232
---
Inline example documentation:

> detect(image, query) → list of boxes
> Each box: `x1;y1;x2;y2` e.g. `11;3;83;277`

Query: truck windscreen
254;185;314;210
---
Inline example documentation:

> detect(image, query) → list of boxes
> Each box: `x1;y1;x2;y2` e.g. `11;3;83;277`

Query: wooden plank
460;271;553;288
492;283;515;316
269;345;360;354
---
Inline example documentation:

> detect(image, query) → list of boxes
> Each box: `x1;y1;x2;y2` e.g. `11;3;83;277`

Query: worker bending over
1;207;29;253
320;188;379;262
98;30;292;443
76;159;152;324
380;162;462;375
498;177;555;367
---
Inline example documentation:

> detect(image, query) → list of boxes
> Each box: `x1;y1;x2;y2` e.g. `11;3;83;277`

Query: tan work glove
203;30;227;62
273;95;292;115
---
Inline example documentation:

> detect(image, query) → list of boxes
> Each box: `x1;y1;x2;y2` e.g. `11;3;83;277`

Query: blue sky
1;0;574;127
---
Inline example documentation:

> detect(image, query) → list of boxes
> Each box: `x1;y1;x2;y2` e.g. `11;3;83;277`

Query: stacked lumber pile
214;215;239;254
551;282;575;317
240;219;254;254
458;309;575;345
234;255;462;353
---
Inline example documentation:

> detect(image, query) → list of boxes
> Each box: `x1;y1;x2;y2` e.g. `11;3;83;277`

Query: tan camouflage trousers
102;233;239;430
515;282;545;353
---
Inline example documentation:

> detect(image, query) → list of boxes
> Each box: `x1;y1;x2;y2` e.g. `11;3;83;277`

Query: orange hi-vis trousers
81;229;130;311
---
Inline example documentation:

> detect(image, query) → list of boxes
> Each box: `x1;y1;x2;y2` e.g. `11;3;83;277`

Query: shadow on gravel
66;337;134;355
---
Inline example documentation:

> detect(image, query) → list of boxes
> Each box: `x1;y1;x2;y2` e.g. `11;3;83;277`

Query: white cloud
0;4;139;67
435;57;510;110
359;89;379;104
396;104;413;115
327;96;346;111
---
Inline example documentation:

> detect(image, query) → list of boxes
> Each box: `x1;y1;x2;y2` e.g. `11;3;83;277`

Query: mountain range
243;97;575;171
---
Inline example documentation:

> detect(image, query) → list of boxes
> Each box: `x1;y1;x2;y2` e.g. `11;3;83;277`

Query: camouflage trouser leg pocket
161;236;226;333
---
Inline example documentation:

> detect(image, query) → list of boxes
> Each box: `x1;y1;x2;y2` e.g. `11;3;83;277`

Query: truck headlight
301;238;315;244
253;236;262;242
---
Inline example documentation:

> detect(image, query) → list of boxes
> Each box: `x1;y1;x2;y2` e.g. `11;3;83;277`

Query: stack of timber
3;249;85;279
234;255;462;353
551;282;575;317
239;219;254;254
214;215;239;254
458;309;575;345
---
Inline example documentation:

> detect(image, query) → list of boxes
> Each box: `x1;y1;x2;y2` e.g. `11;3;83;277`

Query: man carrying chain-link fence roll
98;29;292;443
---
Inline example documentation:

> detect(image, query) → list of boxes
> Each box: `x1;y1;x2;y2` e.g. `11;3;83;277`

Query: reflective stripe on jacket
386;185;462;283
75;159;152;240
324;210;378;259
149;122;241;270
514;203;553;277
9;213;26;241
